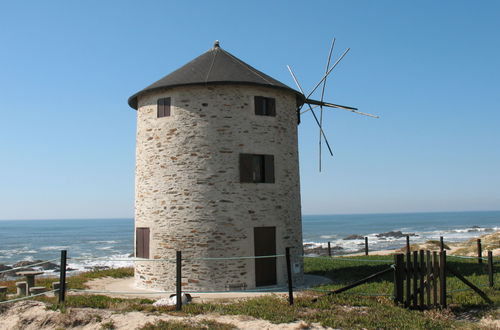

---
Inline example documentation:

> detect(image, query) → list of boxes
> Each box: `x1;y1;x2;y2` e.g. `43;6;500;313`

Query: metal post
488;251;494;287
477;239;482;264
58;250;67;305
440;236;444;252
286;247;294;305
327;241;331;257
364;237;369;256
439;250;446;308
176;251;182;311
406;235;410;254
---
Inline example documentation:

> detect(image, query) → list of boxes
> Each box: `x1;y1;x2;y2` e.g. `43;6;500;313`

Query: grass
139;319;236;330
0;267;133;294
11;256;494;329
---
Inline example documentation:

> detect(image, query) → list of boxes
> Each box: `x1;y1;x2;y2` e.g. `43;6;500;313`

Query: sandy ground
0;300;329;330
83;273;332;300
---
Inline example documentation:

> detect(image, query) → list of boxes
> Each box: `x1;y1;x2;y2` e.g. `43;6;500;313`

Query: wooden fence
393;250;446;309
393;250;494;309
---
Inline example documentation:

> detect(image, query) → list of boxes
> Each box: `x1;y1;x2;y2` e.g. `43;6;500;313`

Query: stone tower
128;41;304;291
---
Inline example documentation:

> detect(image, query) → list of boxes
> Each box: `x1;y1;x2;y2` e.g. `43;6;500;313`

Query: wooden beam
447;266;493;305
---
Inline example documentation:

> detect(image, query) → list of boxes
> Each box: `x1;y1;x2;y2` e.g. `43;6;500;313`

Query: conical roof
128;41;304;109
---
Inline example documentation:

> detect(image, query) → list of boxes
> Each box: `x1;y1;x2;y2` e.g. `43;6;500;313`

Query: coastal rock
376;231;416;238
0;264;12;272
303;245;344;256
0;264;12;278
13;260;58;270
343;235;364;240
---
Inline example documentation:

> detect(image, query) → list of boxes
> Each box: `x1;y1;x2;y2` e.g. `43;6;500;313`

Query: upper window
240;154;275;183
254;96;276;116
157;98;171;118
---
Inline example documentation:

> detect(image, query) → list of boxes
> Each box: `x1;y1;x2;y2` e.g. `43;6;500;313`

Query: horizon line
1;209;499;221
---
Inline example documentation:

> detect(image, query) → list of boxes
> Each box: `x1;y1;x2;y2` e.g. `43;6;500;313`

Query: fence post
432;251;438;306
286;247;294;305
440;236;444;252
439;250;447;308
412;251;418;308
393;254;404;305
176;251;182;311
327;241;331;257
406;235;410;254
477;239;482;264
365;237;369;256
419;250;425;309
58;250;67;305
405;250;411;307
488;251;494;287
426;250;431;306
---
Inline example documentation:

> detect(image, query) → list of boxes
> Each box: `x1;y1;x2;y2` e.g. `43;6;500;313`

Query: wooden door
254;227;277;286
136;227;150;258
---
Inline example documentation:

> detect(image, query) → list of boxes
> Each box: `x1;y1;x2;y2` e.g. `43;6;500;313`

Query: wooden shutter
157;99;164;117
267;98;276;116
254;96;263;115
163;98;171;117
264;155;275;183
136;227;150;258
157;98;171;118
239;154;253;183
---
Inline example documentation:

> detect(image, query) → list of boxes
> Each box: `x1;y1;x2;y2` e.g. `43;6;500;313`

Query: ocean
0;211;498;272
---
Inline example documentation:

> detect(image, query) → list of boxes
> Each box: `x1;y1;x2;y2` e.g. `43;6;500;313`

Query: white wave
89;240;119;244
96;246;113;250
66;253;134;272
40;246;69;251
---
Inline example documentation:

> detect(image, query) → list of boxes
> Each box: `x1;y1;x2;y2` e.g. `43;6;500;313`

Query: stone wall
134;84;303;291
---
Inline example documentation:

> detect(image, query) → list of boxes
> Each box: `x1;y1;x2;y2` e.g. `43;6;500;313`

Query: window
240;154;275;183
157;98;171;118
254;96;276;116
136;227;150;258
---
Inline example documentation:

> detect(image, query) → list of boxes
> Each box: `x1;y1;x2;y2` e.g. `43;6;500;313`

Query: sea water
0;211;498;271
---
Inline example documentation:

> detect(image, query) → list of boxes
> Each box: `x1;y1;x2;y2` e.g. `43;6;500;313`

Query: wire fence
0;289;58;305
0;237;497;310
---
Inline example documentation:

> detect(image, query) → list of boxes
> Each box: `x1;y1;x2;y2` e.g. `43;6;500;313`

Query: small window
136;227;150;258
240;154;275;183
157;98;171;118
254;96;276;116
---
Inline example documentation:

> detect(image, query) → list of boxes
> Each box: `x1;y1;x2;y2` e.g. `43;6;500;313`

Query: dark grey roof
128;42;304;109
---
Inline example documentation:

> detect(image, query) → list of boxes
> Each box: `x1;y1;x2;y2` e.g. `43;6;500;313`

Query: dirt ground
0;300;328;330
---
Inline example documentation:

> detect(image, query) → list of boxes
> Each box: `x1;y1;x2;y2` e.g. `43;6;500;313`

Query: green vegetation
0;267;133;294
100;320;116;330
427;240;451;250
23;256;498;329
139;319;236;330
2;257;499;328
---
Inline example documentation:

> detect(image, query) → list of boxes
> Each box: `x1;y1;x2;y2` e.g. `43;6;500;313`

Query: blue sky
0;1;499;220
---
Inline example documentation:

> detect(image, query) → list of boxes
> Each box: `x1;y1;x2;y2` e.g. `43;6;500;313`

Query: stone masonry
134;84;303;291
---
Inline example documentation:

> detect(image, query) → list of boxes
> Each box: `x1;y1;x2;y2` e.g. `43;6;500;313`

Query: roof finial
213;40;220;48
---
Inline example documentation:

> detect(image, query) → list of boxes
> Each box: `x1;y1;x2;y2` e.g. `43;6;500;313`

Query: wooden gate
393;250;446;309
393;250;493;309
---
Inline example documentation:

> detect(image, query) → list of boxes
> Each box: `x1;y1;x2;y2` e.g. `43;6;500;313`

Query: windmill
286;38;379;171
